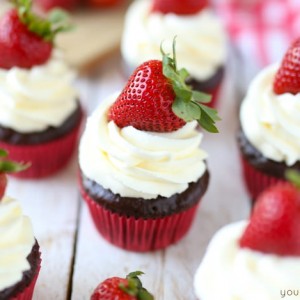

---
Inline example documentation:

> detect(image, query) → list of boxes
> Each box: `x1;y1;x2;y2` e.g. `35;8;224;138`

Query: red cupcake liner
12;252;41;300
80;182;201;252
240;155;285;203
0;121;81;179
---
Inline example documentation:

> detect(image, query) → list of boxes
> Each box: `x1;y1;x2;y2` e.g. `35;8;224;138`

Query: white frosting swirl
0;51;78;133
0;196;35;291
121;0;227;81
240;64;300;166
79;93;207;199
194;221;300;300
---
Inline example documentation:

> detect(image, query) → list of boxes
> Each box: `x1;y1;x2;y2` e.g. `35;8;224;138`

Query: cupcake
121;0;227;107
0;196;41;300
194;177;300;299
0;0;82;178
238;38;300;202
79;43;219;252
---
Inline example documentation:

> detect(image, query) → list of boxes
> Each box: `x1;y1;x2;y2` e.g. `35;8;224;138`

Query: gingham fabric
216;0;300;82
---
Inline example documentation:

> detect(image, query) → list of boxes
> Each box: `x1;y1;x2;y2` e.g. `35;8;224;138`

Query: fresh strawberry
108;39;219;133
91;271;154;300
151;0;209;15
273;38;300;95
0;0;71;69
87;0;123;8
239;171;300;256
34;0;79;12
0;149;29;199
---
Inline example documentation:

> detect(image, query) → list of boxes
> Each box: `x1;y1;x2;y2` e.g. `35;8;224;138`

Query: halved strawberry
239;170;300;256
273;38;300;95
0;0;71;69
151;0;209;15
108;40;220;133
0;149;29;200
91;271;154;300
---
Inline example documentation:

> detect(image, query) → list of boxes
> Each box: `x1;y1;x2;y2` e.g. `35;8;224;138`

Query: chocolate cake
0;103;82;145
186;66;224;94
80;170;209;219
238;130;300;179
0;241;40;299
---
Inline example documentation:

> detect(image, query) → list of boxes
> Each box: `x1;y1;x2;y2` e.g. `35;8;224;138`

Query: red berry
151;0;209;15
0;173;7;200
273;38;300;95
87;0;123;7
91;277;136;300
0;9;52;69
239;182;300;256
108;60;186;132
34;0;79;11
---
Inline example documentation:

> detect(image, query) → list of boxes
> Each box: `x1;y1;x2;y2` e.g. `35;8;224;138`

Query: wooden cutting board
56;6;127;74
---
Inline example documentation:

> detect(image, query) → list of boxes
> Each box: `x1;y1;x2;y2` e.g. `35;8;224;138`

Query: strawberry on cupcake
0;0;83;178
79;40;219;252
194;171;300;299
121;0;227;108
238;38;300;202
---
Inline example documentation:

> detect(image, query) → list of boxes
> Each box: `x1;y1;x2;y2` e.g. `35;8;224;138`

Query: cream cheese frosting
0;196;35;291
240;64;300;166
194;221;300;300
121;0;226;81
0;51;78;133
79;93;207;199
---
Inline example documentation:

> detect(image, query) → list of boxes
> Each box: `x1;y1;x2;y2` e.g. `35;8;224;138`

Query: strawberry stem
285;170;300;189
161;37;220;133
119;271;154;300
13;0;72;42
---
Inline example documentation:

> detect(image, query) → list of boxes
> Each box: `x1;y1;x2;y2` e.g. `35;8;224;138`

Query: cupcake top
240;38;300;167
0;51;78;133
0;196;35;291
240;64;300;166
79;93;207;199
194;176;300;300
121;0;227;81
194;221;300;300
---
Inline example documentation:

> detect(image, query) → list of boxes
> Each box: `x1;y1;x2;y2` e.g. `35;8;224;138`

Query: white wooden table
7;54;251;300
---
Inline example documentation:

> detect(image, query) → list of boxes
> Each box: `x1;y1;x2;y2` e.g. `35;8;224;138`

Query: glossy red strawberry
0;173;7;200
239;178;300;256
0;149;29;199
152;0;209;15
91;271;154;300
273;38;300;95
108;40;219;133
0;0;71;69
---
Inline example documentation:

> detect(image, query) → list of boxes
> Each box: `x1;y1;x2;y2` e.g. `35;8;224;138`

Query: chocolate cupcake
121;0;227;107
238;39;300;202
0;196;41;300
0;1;82;178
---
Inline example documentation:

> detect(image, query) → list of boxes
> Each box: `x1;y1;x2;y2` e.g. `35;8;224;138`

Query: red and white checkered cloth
216;0;300;81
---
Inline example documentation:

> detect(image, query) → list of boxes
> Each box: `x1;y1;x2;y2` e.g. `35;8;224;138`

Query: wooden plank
6;158;80;300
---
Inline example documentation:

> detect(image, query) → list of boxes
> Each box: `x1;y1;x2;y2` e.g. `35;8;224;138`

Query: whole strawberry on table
91;271;154;300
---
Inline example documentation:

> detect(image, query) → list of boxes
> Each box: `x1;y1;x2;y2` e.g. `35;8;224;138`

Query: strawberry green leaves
14;0;72;42
161;39;220;133
0;149;30;173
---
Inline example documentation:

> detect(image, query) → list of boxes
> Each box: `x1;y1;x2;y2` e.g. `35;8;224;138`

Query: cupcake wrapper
80;184;200;252
12;252;41;300
241;155;285;203
0;121;81;179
